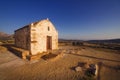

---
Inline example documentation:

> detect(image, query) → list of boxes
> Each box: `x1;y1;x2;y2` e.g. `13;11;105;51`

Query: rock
75;66;82;72
88;64;98;76
95;64;98;75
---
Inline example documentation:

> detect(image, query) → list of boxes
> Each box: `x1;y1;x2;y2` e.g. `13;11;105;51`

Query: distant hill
87;39;120;44
58;39;84;42
59;38;120;44
0;32;14;41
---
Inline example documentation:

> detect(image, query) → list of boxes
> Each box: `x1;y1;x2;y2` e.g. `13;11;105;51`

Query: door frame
46;36;52;50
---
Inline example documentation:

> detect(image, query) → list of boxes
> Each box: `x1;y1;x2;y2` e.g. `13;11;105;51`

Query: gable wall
30;20;58;55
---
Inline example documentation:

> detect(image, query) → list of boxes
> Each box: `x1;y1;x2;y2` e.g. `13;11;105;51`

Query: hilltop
0;32;13;40
87;39;120;44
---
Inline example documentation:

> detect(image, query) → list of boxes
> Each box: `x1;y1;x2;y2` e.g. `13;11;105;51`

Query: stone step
9;46;29;59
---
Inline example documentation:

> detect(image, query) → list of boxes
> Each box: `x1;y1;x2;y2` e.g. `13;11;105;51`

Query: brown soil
0;45;120;80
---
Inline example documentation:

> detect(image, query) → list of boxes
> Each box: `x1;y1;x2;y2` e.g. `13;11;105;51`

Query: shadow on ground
1;44;22;59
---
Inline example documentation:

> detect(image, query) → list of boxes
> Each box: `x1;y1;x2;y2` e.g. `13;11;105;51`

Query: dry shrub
0;46;7;53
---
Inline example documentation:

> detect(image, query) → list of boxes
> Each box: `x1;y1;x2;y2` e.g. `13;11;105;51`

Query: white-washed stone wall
15;19;58;55
30;19;58;55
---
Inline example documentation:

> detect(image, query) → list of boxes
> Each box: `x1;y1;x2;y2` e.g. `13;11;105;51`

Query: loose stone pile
74;62;98;77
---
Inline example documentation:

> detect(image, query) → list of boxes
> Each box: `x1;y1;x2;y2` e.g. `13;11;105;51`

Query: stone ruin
74;62;98;78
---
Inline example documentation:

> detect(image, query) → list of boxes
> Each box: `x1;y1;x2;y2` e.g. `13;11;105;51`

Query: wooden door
47;36;52;50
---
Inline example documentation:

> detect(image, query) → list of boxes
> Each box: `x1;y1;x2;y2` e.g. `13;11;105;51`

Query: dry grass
0;46;7;53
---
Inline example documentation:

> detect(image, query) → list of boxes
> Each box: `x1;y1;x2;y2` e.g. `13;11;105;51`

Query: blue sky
0;0;120;40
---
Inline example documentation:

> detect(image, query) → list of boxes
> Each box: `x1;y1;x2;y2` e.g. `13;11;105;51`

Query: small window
48;26;50;31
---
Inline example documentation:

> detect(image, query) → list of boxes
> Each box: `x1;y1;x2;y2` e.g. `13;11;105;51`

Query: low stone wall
9;47;29;59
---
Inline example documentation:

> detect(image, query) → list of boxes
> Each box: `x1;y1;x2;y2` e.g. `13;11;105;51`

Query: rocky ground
0;45;120;80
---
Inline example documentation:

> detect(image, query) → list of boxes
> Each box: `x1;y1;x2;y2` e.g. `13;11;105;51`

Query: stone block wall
30;20;58;55
15;19;58;55
14;26;30;50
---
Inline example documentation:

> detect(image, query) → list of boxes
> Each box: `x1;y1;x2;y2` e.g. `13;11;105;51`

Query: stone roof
15;25;29;32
